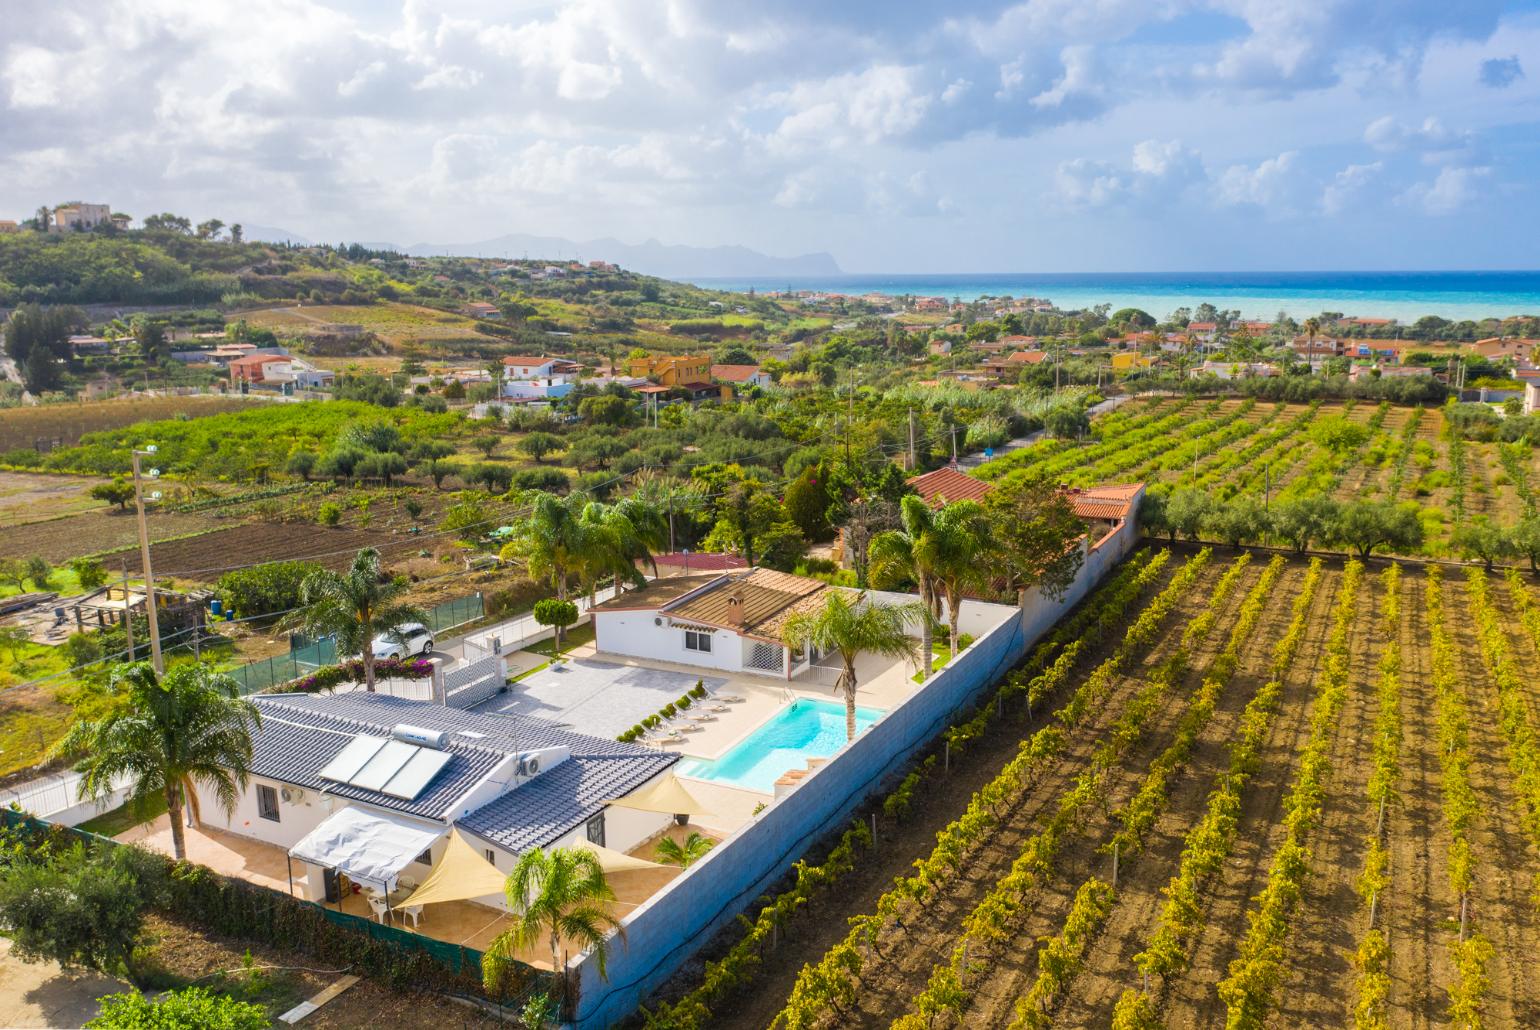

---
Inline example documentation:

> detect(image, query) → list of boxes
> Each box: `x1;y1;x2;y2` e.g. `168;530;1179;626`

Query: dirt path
1271;565;1384;1025
949;561;1262;1027
1053;561;1320;1026
697;560;1187;1030
1386;571;1445;1029
1161;564;1343;1025
834;562;1226;1028
1444;578;1540;1026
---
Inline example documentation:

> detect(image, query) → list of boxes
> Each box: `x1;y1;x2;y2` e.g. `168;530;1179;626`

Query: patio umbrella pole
286;855;294;897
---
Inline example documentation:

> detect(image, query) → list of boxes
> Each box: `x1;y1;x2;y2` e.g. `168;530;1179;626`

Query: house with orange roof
710;364;772;389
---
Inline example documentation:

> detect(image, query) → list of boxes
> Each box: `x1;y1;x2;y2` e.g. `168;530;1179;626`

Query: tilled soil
1160;564;1341;1026
696;559;1190;1030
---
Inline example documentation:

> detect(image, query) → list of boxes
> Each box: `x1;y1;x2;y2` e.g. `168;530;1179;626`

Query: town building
50;202;113;232
1474;337;1540;362
464;302;500;319
501;355;580;400
709;364;772;389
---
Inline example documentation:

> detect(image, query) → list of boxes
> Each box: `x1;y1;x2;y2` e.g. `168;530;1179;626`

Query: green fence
0;809;546;1001
225;592;484;696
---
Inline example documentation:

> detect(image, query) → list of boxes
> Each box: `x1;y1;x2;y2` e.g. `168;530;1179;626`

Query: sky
3;0;1540;272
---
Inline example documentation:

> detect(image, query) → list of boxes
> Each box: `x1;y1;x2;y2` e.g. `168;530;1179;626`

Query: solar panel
350;739;419;792
318;735;387;784
381;747;453;800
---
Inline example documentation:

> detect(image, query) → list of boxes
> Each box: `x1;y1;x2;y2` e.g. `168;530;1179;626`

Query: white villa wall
593;611;747;676
568;514;1141;1028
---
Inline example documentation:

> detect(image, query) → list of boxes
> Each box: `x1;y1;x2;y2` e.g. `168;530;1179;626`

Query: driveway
0;939;124;1028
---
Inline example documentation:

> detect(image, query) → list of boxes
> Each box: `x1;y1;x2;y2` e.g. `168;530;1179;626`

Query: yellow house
629;355;713;387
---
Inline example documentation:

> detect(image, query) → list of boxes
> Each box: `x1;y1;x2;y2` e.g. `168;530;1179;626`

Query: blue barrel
210;598;224;617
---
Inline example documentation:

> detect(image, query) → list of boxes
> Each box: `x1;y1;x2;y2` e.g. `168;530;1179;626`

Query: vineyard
648;547;1540;1029
0;395;259;453
977;396;1535;554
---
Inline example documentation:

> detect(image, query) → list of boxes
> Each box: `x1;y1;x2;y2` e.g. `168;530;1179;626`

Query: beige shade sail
603;774;711;816
399;830;508;908
572;838;666;874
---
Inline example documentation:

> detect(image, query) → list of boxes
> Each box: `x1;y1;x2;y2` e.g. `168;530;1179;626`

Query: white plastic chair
366;894;389;924
399;904;423;929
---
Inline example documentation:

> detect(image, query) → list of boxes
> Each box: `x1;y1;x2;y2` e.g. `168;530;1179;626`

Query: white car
371;622;434;660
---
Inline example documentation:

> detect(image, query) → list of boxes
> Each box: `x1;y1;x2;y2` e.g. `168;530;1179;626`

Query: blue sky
3;0;1538;272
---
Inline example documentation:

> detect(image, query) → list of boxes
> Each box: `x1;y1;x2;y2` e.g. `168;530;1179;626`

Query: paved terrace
119;817;694;971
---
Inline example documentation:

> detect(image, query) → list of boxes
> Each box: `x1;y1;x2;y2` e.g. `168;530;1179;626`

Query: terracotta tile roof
652;552;750;572
710;364;764;382
1008;350;1049;364
908;466;994;507
669;568;827;638
502;355;557;366
1067;483;1143;520
589;574;721;613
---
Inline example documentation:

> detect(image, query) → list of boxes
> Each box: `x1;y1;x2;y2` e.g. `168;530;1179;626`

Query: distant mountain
402;233;842;279
241;224;313;246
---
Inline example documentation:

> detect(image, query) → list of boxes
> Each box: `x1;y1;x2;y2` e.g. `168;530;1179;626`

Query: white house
196;693;675;907
502;355;580;400
590;568;835;680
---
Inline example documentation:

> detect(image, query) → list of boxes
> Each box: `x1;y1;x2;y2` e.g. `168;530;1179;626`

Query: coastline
688;270;1540;322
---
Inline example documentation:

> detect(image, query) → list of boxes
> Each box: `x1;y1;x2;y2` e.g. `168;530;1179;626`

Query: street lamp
131;445;164;673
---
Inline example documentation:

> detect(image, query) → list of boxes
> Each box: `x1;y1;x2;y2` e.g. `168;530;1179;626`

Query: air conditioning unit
654;616;663;626
280;786;307;804
517;753;541;777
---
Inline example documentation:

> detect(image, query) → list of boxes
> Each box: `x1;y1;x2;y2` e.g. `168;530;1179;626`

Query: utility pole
131;446;164;673
950;425;959;467
907;409;917;471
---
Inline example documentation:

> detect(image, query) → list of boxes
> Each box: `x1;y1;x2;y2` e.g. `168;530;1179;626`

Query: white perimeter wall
568;515;1141;1028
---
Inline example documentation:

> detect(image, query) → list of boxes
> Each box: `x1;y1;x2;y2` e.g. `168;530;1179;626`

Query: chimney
726;593;745;630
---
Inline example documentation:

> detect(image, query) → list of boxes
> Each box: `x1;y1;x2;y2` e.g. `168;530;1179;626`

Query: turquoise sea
689;271;1540;323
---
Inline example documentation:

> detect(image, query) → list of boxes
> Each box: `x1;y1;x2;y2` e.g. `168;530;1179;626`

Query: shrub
290;657;433;693
86;987;269;1030
216;560;324;620
691;682;706;698
662;703;677;717
68;556;108;591
317;501;342;526
678;696;692;710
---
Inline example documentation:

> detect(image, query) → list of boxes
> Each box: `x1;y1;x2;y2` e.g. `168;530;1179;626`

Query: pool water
676;698;883;793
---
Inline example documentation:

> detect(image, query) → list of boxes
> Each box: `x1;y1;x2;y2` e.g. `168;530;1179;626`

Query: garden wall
568;518;1140;1028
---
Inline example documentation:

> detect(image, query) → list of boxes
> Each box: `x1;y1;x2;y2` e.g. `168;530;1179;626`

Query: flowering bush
290;656;433;693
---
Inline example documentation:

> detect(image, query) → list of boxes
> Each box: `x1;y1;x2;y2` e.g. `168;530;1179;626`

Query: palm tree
868;494;942;680
54;662;260;861
482;847;622;1005
576;498;667;601
500;492;583;600
289;547;426;691
654;832;715;868
782;591;922;741
919;499;992;661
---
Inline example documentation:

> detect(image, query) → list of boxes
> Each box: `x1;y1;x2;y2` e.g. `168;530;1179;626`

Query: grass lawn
527;620;595;657
0;567;87;600
78;793;167;837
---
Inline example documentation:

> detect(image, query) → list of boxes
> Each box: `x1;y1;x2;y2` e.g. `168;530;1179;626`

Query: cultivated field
0;471;109;528
0;395;260;452
107;522;429;582
240;302;505;348
654;547;1540;1029
980;395;1535;553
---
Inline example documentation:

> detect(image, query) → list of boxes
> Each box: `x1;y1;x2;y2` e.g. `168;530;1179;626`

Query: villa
195;692;677;911
590;568;833;679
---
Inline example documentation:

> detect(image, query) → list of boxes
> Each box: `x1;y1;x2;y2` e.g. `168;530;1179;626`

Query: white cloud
1400;165;1491;215
1364;115;1481;165
1213;151;1301;210
1054;139;1205;211
1321;161;1381;215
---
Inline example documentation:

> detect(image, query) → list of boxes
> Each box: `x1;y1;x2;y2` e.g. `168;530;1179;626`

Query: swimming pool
676;698;884;793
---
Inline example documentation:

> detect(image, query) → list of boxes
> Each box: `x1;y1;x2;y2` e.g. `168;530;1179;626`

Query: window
684;629;712;653
586;813;606;848
485;849;497;866
415;848;434;867
257;784;280;822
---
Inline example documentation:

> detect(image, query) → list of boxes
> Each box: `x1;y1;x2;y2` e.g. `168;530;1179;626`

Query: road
956;393;1135;469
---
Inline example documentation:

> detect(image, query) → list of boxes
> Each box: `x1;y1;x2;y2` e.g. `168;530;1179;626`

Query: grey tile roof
250;693;675;845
